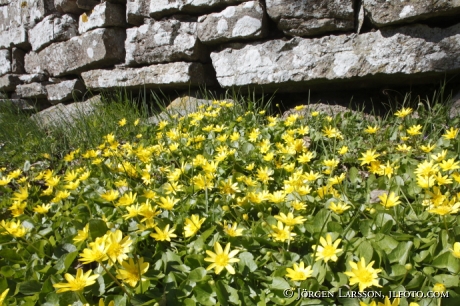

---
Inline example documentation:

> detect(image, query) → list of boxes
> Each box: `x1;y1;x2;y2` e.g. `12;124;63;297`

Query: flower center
215;254;229;267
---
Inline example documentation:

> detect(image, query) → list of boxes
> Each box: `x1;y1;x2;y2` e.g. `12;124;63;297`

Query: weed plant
0;90;459;306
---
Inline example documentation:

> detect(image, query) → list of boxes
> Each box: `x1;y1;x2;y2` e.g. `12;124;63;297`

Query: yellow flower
117;257;149;287
439;158;460;172
433;283;446;293
358;149;380;165
274;212;306;226
222;221;244;237
420;143;436;153
344;257;382;292
329;202;351;214
269;221;296;242
150;224;177;242
449;242;460;258
33;203;51;214
377;297;400;306
204;242;240;275
312;234;343;263
338;146;348;155
394;107;412;118
53;269;99;293
117;192;137;206
443;127;458;140
0;220;27;237
256;167;274;184
285;262;313;281
378;192;401;208
364;125;379;134
0;176;12;186
79;237;109;264
406;124;422;136
0;288;9;305
157;196;179;210
106;230;132;264
183;214;206;238
73;224;89;243
118;118;127;126
8;169;21;179
12;186;28;201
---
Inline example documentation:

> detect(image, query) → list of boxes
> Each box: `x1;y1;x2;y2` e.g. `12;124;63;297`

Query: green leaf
432;251;460;273
388;241;413;264
349;167;359;184
356;240;373;263
238;252;258;272
269;277;290;291
433;274;459;287
88;219;108;241
194;283;216;306
53;251;79;274
19;280;42;295
189;267;207;282
215;280;229;306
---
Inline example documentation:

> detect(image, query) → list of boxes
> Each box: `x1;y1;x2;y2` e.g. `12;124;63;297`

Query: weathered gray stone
25;28;126;77
149;0;246;18
82;62;216;90
0;49;10;76
0;0;10;5
0;74;21;91
76;0;98;10
46;79;85;103
210;23;460;91
0;0;56;30
125;20;207;66
265;0;354;37
15;82;47;99
31;95;101;127
0;99;35;111
29;14;78;52
363;0;460;27
54;0;83;14
11;47;25;74
126;0;148;25
0;26;28;49
147;96;215;124
18;73;47;83
197;1;266;44
78;2;126;34
450;91;460;119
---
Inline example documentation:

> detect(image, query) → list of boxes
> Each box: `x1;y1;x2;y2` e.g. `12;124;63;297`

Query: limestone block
197;1;266;44
0;74;21;91
0;0;10;5
0;26;28;49
55;0;83;14
363;0;460;27
125;20;206;66
11;47;25;74
29;14;78;52
210;23;460;91
15;82;47;99
149;0;246;19
126;0;148;25
18;73;47;83
76;0;99;10
265;0;354;37
81;62;216;90
24;28;126;77
0;99;35;111
0;49;10;76
78;2;126;34
46;79;85;103
0;0;56;30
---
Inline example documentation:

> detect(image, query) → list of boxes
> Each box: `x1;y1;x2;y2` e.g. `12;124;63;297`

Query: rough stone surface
18;73;47;83
11;48;25;73
29;14;78;51
283;103;376;121
78;2;126;34
0;26;28;49
54;0;83;14
0;74;21;91
197;1;266;44
125;20;207;66
450;91;460;119
15;82;48;99
0;0;56;30
31;95;101;127
24;28;126;77
0;49;10;76
0;99;35;111
82;62;216;90
363;0;460;27
149;0;246;18
210;23;460;91
76;0;99;10
126;0;148;25
46;79;85;103
265;0;355;37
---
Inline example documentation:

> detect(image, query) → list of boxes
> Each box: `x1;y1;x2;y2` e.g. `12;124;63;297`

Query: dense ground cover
0;93;459;306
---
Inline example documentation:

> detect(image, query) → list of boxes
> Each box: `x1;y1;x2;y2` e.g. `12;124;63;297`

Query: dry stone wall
1;0;460;108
